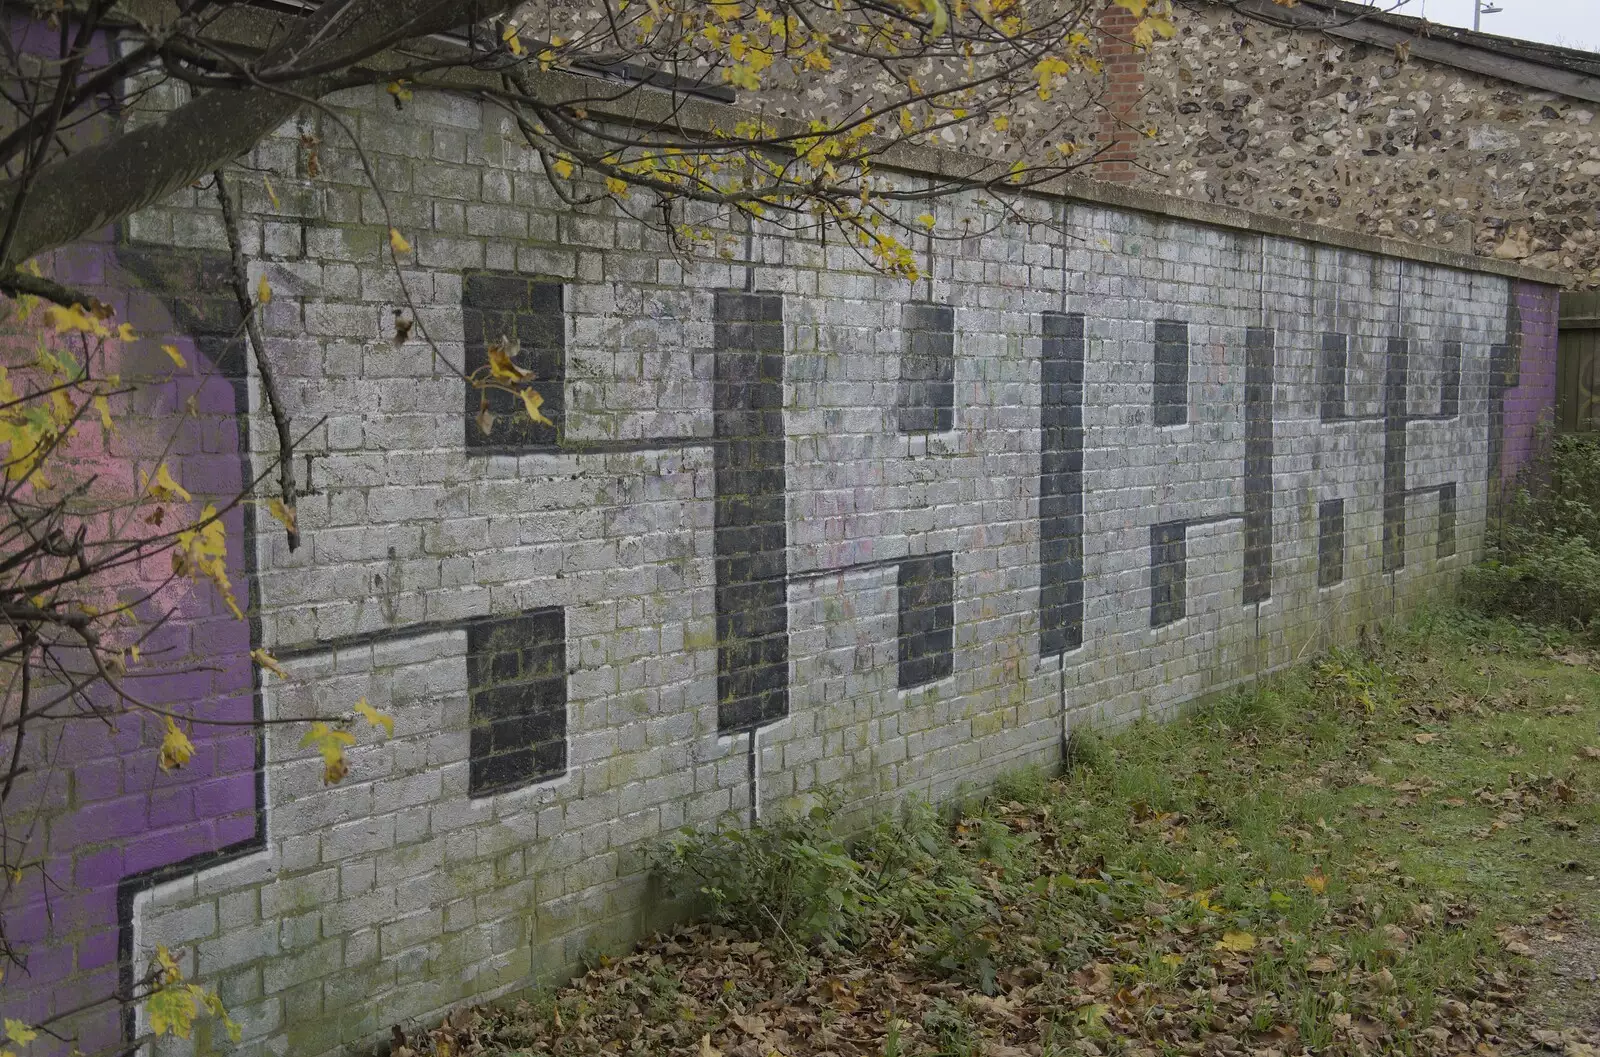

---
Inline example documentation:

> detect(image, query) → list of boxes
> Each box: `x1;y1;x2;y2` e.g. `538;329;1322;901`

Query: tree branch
213;169;298;551
0;0;519;270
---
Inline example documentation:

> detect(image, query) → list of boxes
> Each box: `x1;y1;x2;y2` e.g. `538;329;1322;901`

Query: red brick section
1095;3;1147;184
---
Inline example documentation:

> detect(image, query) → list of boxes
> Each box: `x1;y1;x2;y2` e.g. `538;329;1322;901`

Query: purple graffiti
0;235;260;1057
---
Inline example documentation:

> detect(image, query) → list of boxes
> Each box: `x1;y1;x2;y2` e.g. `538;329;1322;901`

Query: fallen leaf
1215;930;1256;953
1414;732;1437;744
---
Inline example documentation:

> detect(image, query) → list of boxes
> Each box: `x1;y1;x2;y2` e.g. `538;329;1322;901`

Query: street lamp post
1474;0;1502;32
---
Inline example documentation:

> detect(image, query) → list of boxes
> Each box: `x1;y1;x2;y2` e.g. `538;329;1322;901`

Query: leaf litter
409;615;1600;1057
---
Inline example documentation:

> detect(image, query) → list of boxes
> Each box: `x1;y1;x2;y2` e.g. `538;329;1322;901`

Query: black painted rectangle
1243;326;1274;605
1150;521;1186;627
1153;320;1188;427
1382;337;1409;574
1040;311;1085;655
899;303;955;433
1437;482;1457;558
899;552;954;688
714;290;789;731
1320;332;1347;421
468;608;567;796
1317;499;1345;588
1440;341;1461;418
463;272;564;450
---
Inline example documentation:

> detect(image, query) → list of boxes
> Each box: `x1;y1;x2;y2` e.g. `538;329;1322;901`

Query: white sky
1369;0;1600;52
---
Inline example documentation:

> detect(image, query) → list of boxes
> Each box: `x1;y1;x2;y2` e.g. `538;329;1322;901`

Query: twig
213;169;298;551
0;270;104;312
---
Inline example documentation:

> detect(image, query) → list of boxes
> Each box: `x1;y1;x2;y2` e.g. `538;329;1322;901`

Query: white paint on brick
110;82;1531;1057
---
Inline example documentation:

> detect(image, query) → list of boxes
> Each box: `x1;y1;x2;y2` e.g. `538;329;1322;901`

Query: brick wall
0;80;1557;1057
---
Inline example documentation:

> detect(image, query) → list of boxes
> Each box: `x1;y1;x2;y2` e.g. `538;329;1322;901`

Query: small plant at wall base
1463;433;1600;632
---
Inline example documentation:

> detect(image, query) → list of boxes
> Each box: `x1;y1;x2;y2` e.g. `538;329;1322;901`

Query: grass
425;608;1600;1057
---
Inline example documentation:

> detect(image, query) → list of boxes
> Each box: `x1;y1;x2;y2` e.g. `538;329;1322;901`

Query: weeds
455;610;1600;1057
1465;433;1600;632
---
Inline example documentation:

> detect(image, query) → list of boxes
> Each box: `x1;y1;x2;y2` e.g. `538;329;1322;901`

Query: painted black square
1318;499;1345;588
1320;332;1347;421
899;303;955;433
715;290;789;731
1382;337;1409;574
1440;341;1461;418
1243;326;1274;605
1437;483;1456;558
1149;522;1186;627
463;272;564;451
468;608;567;796
899;552;954;689
1153;320;1188;427
1040;311;1085;655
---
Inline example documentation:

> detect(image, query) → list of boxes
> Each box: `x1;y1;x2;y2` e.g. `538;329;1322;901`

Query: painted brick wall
0;79;1557;1057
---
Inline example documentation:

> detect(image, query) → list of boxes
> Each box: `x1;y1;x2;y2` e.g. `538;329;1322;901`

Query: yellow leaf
45;303;108;337
605;176;630;196
552;158;575;179
1160;953;1183;966
992;115;1009;132
354;697;395;737
502;22;525;55
389;227;411;254
93;395;112;431
386;80;414;102
487;342;532;382
1304;867;1329;894
148;980;200;1039
520;388;555;427
917;213;936;228
4;1020;37;1046
144;463;191;503
159;717;194;771
1215;930;1256;953
172;505;242;620
251;648;291;680
299;722;356;784
924;0;949;36
263;175;280;210
256;274;272;306
161;343;187;368
267;497;297;534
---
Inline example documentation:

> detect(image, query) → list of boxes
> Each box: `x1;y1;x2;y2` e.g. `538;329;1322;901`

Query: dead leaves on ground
426;792;1529;1057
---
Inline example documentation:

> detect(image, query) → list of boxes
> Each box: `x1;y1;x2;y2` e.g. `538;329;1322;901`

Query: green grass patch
444;609;1600;1057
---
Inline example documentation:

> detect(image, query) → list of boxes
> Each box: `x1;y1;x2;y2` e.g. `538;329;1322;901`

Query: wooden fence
1557;291;1600;433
